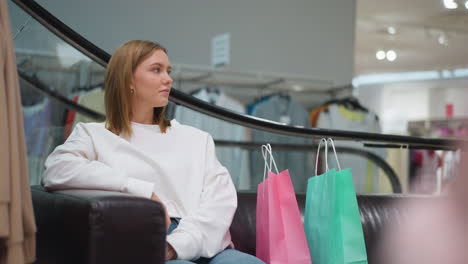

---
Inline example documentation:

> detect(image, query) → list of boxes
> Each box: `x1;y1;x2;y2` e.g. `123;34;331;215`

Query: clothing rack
170;89;465;150
15;48;350;96
408;118;468;137
15;48;105;74
20;65;464;151
172;63;348;95
13;0;467;151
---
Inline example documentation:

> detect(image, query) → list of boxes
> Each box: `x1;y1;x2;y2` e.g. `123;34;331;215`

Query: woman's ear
129;77;135;92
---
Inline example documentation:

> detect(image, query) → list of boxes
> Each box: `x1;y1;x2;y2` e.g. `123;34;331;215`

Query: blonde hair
104;40;171;137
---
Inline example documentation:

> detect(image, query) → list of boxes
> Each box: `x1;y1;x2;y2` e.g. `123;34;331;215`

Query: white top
42;120;237;260
317;104;385;193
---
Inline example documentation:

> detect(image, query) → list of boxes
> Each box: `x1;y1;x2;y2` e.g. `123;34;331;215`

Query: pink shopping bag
256;177;271;263
256;144;312;264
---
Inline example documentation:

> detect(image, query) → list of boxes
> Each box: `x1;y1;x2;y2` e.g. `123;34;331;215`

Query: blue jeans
166;219;265;264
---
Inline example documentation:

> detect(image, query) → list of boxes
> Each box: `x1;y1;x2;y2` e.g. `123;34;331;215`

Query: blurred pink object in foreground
379;151;468;264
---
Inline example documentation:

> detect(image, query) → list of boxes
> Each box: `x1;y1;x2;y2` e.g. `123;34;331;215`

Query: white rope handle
326;138;342;171
262;145;271;181
265;144;279;174
315;138;328;176
262;144;279;181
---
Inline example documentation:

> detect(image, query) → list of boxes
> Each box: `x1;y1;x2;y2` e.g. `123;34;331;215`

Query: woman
42;40;264;264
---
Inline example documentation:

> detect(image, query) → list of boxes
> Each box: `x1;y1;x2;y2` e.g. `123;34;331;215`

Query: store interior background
8;0;468;194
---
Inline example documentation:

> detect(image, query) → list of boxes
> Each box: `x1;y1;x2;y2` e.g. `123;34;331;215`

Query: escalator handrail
18;70;105;121
215;140;402;193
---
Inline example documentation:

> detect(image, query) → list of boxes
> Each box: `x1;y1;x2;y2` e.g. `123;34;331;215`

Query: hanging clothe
442;150;460;185
249;94;313;193
22;97;64;185
247;95;271;115
411;150;442;194
317;104;385;193
175;88;251;190
72;88;105;127
309;104;330;128
22;97;52;156
18;74;70;161
63;95;80;140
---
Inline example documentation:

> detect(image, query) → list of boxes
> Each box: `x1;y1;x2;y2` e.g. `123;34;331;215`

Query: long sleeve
42;123;154;198
166;135;237;260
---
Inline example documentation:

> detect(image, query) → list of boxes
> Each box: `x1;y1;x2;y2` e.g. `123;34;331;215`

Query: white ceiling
355;0;468;76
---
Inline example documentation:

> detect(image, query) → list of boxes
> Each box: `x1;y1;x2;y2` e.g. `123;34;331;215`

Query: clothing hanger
343;96;368;112
264;91;290;101
277;91;290;100
206;85;220;95
322;96;368;113
206;86;221;104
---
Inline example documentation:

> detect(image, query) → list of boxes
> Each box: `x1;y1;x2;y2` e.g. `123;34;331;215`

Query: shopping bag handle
314;138;342;176
326;138;342;171
315;138;328;176
262;144;279;181
262;145;271;180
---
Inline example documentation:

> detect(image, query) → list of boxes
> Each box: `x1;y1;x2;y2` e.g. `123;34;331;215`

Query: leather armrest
31;185;166;264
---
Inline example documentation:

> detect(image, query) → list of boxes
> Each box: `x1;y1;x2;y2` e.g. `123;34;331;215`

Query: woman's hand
165;242;177;261
151;192;171;230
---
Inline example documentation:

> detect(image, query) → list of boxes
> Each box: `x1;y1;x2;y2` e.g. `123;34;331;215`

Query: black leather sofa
31;185;427;264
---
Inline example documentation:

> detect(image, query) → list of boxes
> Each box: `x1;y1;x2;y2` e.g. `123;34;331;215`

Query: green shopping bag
304;138;368;264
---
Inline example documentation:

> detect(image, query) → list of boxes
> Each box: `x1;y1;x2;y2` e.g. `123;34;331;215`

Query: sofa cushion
31;186;167;264
230;192;434;263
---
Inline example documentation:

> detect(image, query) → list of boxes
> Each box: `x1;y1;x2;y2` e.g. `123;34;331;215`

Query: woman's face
131;49;173;108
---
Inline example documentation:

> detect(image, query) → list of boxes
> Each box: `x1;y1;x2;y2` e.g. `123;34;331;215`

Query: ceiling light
292;85;303;92
376;50;386;60
387;26;396;35
443;0;458;9
386;50;397;62
465;0;468;9
441;70;453;78
438;34;448;46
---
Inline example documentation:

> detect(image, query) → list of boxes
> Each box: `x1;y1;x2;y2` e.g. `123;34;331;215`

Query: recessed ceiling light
443;0;458;9
292;85;303;92
387;26;396;35
441;70;453;78
386;50;397;62
376;50;386;60
438;34;448;46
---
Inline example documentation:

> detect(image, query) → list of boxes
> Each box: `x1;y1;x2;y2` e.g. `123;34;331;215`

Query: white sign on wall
211;32;230;68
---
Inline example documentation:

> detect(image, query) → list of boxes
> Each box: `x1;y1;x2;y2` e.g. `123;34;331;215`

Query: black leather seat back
230;192;432;263
31;186;167;264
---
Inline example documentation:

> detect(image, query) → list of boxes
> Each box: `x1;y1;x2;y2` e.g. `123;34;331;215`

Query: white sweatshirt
42;120;237;260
